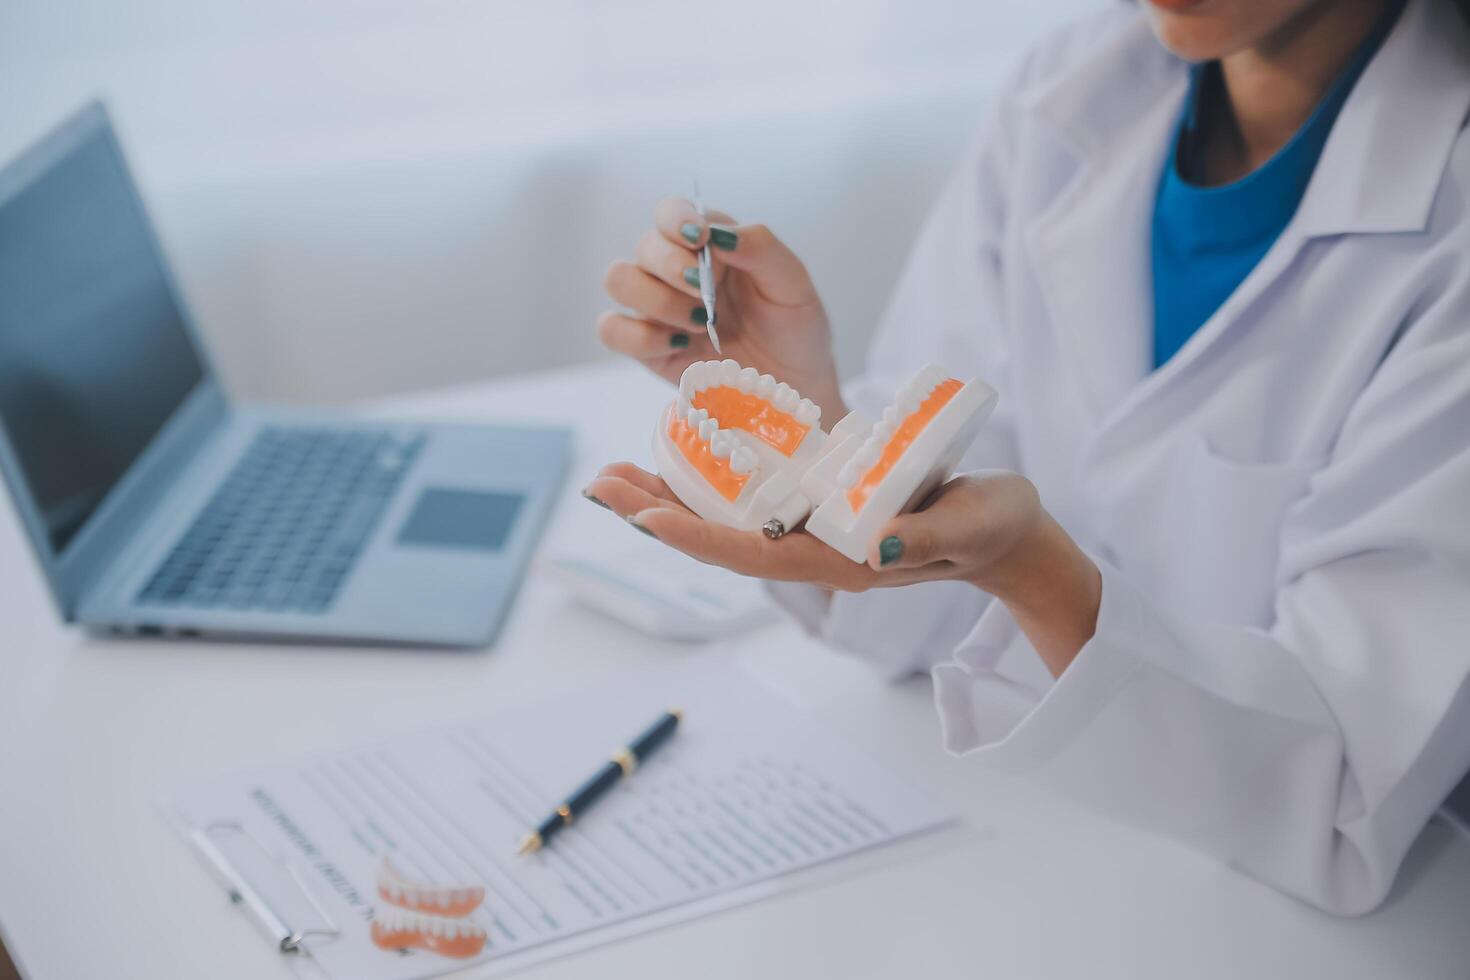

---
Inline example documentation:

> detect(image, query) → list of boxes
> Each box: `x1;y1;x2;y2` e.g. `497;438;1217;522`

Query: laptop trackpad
398;488;524;552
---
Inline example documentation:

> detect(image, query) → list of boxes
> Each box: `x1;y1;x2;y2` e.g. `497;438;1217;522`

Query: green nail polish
683;266;701;288
670;332;690;350
690;306;709;326
628;518;657;540
680;222;702;244
879;536;903;566
582;491;611;510
708;226;738;251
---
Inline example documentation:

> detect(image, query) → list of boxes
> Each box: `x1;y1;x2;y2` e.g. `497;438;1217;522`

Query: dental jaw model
370;858;489;959
653;360;827;538
800;366;997;562
652;360;997;562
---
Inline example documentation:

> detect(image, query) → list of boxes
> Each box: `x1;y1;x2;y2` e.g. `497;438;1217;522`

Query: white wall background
0;0;1100;404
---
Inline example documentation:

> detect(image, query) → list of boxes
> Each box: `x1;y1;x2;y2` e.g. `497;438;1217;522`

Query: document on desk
171;664;956;979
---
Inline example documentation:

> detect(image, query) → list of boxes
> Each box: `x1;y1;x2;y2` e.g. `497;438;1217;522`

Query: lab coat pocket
1161;435;1322;627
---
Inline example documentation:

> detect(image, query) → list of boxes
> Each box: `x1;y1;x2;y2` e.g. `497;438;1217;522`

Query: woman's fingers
635;229;709;298
653;196;737;251
867;471;1038;572
630;507;767;571
596;312;713;361
583;474;684;521
654;198;816;308
603;261;711;332
630;508;889;592
702;222;817;307
591;462;684;505
582;457;958;592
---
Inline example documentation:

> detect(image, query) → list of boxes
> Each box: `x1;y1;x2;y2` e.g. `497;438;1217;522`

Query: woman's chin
1142;6;1243;63
1140;0;1330;63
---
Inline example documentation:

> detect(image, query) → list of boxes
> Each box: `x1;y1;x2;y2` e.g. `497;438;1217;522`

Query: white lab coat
771;0;1470;914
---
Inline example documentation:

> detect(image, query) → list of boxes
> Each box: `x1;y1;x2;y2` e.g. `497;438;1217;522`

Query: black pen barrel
568;762;623;815
630;711;680;762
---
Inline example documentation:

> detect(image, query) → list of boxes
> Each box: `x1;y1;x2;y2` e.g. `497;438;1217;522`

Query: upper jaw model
652;360;997;562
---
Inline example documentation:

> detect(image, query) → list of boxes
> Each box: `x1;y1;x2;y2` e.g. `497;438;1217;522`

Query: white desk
2;361;1468;980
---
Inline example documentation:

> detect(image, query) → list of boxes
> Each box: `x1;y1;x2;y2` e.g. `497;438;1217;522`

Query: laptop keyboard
136;426;425;614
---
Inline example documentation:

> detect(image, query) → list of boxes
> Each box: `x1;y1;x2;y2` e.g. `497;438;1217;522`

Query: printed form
172;665;956;979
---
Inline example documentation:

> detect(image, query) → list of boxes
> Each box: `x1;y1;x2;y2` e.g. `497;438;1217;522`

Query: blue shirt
1150;1;1403;368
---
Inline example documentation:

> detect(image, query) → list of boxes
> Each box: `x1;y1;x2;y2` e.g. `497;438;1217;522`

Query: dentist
589;0;1470;914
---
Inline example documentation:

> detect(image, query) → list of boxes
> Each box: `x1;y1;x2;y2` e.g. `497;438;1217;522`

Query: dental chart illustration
652;359;998;563
370;858;489;959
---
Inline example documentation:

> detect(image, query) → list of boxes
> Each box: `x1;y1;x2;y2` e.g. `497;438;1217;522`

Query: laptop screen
0;113;206;554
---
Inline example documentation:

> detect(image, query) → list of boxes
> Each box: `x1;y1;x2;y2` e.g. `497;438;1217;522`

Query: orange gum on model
376;860;485;918
846;378;963;512
690;385;809;457
370;910;488;959
668;414;750;502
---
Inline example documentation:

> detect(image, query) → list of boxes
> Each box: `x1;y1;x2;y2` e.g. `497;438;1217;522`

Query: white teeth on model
376;908;485;938
757;374;776;399
678;362;701;396
838;461;862;489
738;366;760;391
881;405;900;426
774;383;797;411
720;359;742;384
854;443;881;469
730;447;759;473
698;418;718;440
873;420;895;441
709;430;735;457
795;399;821;425
376;859;485;926
686;406;708;426
676;396;691;416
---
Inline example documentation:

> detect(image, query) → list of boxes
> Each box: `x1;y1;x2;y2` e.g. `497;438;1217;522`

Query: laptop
0;103;571;647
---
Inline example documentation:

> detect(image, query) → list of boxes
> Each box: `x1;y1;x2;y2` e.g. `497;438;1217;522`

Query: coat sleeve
766;54;1034;678
935;251;1470;914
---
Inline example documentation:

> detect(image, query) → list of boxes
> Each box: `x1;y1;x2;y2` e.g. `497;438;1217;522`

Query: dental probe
693;180;721;353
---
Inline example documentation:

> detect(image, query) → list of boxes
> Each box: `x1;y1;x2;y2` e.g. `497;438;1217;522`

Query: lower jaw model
652;359;997;563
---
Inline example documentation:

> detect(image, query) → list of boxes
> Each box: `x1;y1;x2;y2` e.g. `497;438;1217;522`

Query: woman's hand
585;463;1102;677
598;197;847;423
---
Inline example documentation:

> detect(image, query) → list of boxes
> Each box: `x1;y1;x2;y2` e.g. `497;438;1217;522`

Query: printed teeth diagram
653;360;997;561
370;859;488;960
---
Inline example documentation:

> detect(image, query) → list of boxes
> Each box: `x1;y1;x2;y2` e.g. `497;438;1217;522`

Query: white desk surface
2;361;1468;980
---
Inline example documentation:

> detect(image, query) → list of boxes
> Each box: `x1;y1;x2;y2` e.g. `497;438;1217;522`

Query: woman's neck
1198;0;1392;185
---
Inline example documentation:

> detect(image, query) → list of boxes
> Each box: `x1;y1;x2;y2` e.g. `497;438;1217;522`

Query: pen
516;708;683;855
693;180;721;353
